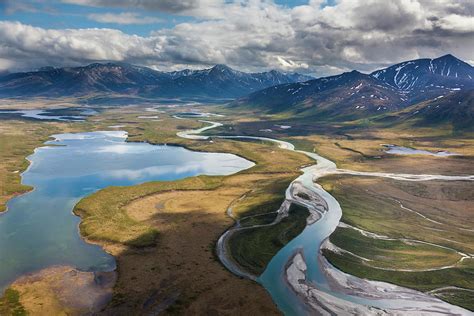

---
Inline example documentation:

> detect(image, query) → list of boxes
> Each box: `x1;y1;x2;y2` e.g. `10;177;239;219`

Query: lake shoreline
0;128;254;307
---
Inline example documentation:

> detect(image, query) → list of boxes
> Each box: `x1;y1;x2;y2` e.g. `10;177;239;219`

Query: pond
384;144;459;156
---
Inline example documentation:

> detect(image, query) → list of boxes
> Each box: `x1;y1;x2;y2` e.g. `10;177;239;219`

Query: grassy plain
0;105;313;315
1;102;473;313
208;109;474;174
329;227;462;270
0;121;55;212
0;97;83;110
319;175;474;310
320;175;474;252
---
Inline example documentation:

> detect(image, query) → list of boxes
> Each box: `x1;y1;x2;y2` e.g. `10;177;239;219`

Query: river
179;119;473;315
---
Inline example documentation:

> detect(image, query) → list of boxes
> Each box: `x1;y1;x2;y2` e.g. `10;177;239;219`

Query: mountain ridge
0;63;313;99
1;54;472;124
234;54;474;120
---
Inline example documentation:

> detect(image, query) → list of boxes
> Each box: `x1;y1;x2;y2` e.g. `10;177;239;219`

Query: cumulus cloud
1;0;473;74
87;12;162;25
0;21;159;70
434;14;474;33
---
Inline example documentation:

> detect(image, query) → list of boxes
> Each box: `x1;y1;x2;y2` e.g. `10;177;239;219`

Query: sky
0;0;472;76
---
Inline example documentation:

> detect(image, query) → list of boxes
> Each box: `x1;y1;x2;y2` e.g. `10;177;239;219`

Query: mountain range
235;54;474;120
0;54;472;127
0;63;313;99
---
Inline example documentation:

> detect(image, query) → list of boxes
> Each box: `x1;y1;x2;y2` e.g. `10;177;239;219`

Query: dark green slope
232;71;404;121
375;90;474;132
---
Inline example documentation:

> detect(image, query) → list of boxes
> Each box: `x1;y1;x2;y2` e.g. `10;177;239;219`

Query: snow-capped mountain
235;70;404;119
235;54;474;119
149;65;314;98
371;54;474;103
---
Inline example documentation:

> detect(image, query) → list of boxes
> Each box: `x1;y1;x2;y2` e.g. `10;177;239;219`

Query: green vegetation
282;137;315;153
0;121;61;211
323;250;474;311
228;204;308;275
320;174;474;310
239;212;277;227
432;289;474;311
126;117;202;145
330;227;462;270
74;176;223;247
0;288;27;316
320;175;474;253
232;176;293;219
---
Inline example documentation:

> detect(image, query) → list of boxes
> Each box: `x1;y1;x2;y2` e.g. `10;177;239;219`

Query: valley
0;107;311;314
0;53;473;315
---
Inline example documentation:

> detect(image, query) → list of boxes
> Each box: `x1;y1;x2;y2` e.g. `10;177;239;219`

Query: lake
0;130;254;291
0;108;98;121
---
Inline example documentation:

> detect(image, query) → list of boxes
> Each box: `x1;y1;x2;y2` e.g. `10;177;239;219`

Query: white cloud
435;14;474;33
0;21;157;66
277;56;309;70
1;0;473;75
87;12;163;25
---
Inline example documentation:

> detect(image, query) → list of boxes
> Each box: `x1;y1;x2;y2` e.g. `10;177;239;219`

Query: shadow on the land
97;206;279;316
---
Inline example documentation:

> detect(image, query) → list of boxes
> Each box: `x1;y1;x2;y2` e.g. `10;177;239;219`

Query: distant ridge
0;63;313;99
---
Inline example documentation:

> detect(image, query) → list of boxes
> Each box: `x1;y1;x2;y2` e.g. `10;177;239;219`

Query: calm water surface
0;131;253;290
0;109;96;121
384;144;458;156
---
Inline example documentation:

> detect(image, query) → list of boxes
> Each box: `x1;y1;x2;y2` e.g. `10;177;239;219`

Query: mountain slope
234;70;404;120
234;54;474;120
149;65;313;98
377;89;474;131
0;63;171;97
0;63;312;99
371;54;474;103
